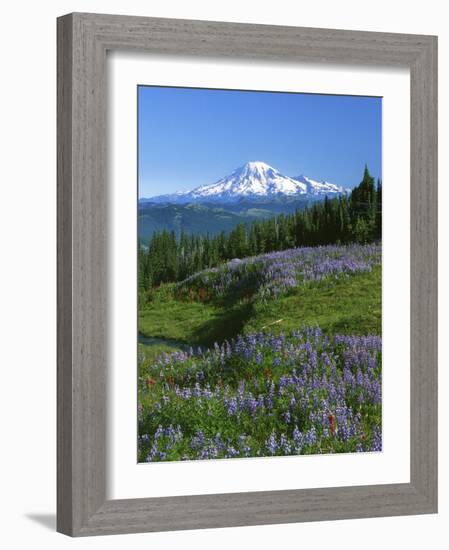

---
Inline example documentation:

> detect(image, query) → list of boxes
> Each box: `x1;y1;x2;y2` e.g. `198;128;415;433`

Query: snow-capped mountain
291;174;348;196
143;161;349;204
189;161;309;200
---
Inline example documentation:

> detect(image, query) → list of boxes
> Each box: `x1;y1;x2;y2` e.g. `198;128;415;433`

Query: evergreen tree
375;178;382;239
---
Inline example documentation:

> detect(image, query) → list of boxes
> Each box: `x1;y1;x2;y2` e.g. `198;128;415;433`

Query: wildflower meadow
138;242;382;462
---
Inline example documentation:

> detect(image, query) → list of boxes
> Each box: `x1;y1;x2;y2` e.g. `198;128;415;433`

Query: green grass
139;296;217;344
245;265;381;336
139;265;381;347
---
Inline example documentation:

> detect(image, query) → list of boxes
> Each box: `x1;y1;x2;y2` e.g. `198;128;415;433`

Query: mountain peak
192;160;303;200
242;160;273;170
231;160;280;186
234;161;279;179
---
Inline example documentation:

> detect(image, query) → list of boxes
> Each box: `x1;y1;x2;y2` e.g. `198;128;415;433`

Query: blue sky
138;86;381;198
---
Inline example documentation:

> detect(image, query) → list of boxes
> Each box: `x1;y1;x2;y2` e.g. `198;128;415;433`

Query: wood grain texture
57;12;438;536
57;13;74;536
409;36;438;508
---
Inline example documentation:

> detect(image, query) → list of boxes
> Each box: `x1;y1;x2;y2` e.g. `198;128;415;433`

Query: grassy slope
139;265;381;348
247;265;381;336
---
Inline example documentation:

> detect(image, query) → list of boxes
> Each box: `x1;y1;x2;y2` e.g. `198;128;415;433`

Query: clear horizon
138;86;382;198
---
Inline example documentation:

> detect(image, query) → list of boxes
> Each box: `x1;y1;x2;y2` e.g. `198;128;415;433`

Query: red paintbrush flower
328;413;336;435
145;378;156;389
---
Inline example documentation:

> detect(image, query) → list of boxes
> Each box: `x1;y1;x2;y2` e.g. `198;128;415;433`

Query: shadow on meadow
190;299;255;346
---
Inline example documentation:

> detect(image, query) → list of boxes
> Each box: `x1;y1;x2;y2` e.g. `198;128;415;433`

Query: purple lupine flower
266;433;278;455
225;446;239;458
370;427;382;451
303;427;317;446
292;426;303;452
226;397;238;416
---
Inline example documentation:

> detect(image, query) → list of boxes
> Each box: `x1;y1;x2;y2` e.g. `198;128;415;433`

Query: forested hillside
139;166;381;291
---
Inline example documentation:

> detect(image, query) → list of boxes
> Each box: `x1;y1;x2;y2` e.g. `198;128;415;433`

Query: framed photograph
57;12;437;536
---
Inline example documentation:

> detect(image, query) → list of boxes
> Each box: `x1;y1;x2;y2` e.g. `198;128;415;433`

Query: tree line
139;166;381;290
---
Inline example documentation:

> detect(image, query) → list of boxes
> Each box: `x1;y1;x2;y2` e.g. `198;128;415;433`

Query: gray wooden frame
57;12;438;537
